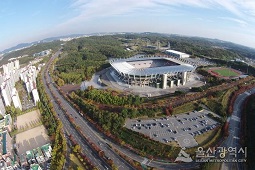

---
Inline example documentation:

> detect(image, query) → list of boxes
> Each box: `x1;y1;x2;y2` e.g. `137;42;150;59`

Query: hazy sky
1;0;255;51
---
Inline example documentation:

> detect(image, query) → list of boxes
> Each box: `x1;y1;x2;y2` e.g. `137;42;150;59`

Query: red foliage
227;83;255;115
222;122;229;137
165;105;173;116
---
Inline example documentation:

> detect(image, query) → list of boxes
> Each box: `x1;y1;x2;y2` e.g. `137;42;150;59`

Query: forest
117;33;255;59
54;36;134;84
76;88;144;106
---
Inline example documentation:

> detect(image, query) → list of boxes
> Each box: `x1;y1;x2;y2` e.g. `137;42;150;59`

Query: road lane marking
231;115;240;122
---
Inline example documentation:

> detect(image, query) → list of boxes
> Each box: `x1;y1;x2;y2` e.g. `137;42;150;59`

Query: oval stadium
110;56;196;89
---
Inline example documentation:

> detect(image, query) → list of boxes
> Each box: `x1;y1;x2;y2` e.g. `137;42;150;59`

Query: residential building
11;88;22;110
1;82;11;106
0;97;6;116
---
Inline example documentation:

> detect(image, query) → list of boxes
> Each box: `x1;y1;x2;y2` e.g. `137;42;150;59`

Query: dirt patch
17;110;41;130
61;84;80;93
16;125;50;154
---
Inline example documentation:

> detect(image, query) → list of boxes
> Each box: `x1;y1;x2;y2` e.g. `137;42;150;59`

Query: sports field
207;67;241;79
213;68;239;77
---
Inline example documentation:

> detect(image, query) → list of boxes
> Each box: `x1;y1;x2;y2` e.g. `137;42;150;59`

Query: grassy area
172;102;196;115
208;163;221;170
213;68;239;77
187;128;222;156
167;141;179;147
221;87;237;110
69;153;85;170
194;128;218;145
202;163;221;170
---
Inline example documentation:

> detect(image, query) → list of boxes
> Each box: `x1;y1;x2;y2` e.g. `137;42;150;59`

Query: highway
221;88;255;170
42;50;134;170
42;68;109;169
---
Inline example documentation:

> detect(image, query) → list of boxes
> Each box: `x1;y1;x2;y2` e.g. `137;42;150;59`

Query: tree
121;108;128;118
77;167;84;170
73;144;81;153
57;78;65;86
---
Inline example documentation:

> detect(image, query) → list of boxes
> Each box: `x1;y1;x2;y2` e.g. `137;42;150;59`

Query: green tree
57;78;65;86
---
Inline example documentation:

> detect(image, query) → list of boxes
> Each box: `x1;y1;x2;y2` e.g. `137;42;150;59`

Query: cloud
196;17;214;23
219;17;248;26
65;0;255;23
45;0;255;43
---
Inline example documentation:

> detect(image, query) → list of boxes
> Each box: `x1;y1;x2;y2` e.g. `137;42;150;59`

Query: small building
30;163;42;170
165;50;190;58
33;49;51;57
41;144;52;160
33;148;44;164
19;153;28;167
0;114;12;132
0;131;13;157
26;150;35;165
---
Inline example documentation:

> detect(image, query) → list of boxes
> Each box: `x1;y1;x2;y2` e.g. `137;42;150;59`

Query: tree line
76;88;144;106
37;74;67;170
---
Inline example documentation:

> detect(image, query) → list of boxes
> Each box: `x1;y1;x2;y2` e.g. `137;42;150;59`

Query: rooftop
41;143;51;152
165;49;189;55
110;56;195;76
26;150;34;160
30;164;41;170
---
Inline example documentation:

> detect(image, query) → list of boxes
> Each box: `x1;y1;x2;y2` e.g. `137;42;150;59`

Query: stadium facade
110;56;196;89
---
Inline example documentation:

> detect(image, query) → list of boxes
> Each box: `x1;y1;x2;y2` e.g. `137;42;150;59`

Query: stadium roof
110;57;195;76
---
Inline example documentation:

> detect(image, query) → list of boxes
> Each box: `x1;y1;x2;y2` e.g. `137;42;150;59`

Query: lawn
213;68;239;77
172;102;196;115
194;128;218;145
69;153;85;170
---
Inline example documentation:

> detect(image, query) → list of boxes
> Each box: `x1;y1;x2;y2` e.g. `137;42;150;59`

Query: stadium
109;56;196;89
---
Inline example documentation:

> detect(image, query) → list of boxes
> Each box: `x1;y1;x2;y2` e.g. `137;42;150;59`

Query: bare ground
16;125;50;154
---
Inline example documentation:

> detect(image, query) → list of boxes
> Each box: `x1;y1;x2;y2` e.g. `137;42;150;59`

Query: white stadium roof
110;57;195;76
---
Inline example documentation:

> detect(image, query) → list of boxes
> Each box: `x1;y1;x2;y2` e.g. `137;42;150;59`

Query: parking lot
125;110;219;148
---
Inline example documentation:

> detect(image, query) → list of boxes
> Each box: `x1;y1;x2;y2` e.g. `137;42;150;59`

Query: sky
1;0;255;51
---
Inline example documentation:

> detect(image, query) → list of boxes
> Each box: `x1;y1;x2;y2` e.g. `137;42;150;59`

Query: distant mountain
1;42;36;54
0;34;86;54
41;34;86;42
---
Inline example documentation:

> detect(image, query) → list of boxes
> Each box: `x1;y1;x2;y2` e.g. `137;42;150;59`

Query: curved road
221;88;255;170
